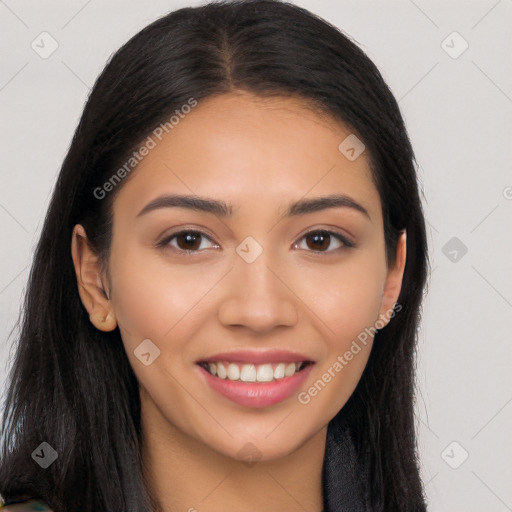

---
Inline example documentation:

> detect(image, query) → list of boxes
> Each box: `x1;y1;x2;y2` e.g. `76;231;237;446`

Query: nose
217;254;298;334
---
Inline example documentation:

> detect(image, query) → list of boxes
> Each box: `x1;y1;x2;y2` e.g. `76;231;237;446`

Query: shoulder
2;500;52;511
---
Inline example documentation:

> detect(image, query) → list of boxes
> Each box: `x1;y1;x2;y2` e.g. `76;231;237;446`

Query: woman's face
77;92;405;462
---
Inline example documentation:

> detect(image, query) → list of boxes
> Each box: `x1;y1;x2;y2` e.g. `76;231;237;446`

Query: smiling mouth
197;361;313;383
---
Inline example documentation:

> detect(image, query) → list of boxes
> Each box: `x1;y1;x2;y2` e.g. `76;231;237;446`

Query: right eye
157;230;219;254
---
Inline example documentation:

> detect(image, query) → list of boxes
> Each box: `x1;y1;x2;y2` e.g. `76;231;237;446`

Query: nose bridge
238;252;280;299
217;245;298;332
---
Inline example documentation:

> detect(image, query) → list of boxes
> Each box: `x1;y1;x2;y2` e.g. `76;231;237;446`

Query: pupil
179;233;199;250
309;233;329;251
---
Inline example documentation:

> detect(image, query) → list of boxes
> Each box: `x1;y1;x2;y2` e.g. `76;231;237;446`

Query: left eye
294;230;355;253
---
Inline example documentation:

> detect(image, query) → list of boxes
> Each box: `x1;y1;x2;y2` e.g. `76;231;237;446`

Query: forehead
113;92;382;222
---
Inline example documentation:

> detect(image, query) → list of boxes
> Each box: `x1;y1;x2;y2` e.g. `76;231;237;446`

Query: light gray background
1;1;511;510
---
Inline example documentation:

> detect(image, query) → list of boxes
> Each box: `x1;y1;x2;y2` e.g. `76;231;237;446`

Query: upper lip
197;349;315;365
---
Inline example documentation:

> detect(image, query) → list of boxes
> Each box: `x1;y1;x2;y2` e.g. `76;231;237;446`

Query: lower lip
197;364;314;408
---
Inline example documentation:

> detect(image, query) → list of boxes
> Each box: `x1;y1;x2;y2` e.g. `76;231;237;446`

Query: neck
140;392;326;512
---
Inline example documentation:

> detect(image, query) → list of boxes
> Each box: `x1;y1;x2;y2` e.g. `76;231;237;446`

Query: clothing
0;501;51;511
322;420;369;512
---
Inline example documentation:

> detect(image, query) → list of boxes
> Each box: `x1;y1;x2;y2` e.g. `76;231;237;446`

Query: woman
0;0;429;510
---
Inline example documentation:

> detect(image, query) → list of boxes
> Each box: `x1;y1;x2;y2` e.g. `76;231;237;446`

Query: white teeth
216;362;227;379
204;361;307;381
256;363;274;382
227;363;240;380
274;363;285;379
240;364;257;382
284;362;296;377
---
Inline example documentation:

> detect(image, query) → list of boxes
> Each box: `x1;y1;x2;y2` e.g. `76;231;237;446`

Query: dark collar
322;421;369;512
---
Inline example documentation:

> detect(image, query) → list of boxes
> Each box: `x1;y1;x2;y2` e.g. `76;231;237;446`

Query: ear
377;230;407;328
71;224;117;332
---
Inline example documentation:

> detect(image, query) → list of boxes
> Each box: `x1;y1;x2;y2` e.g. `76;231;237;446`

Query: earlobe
89;310;117;332
377;230;407;328
71;224;117;332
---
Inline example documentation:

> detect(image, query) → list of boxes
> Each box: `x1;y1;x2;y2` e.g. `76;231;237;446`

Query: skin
71;91;406;512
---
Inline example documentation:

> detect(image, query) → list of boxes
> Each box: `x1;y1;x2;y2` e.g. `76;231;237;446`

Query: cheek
292;255;385;416
107;251;208;414
110;270;178;347
295;253;385;342
107;247;199;351
107;246;227;378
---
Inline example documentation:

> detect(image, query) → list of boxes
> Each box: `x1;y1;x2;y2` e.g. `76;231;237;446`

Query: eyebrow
136;193;371;220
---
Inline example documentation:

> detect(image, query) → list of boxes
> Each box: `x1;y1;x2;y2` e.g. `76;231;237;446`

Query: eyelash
156;228;356;255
